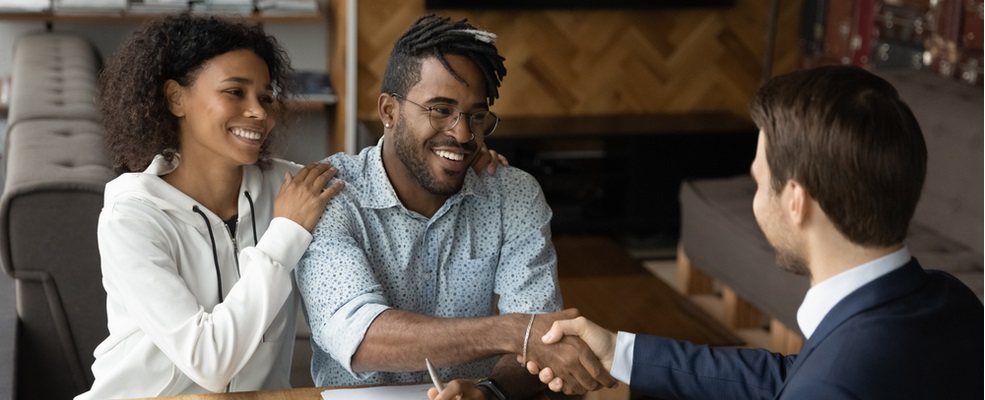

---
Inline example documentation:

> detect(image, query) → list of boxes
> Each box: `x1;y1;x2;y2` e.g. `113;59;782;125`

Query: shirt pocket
441;255;498;316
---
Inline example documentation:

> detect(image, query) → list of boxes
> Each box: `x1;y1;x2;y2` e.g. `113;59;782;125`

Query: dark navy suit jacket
629;259;983;400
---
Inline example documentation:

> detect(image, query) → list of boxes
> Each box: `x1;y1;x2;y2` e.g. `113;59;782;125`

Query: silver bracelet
521;313;536;364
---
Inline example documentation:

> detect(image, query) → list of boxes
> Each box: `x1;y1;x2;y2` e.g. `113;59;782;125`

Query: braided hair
381;14;507;105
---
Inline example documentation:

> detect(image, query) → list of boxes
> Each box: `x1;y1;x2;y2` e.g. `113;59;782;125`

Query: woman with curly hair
75;13;344;399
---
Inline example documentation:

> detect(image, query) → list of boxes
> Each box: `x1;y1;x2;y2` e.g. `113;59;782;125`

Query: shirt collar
358;137;487;210
796;246;911;339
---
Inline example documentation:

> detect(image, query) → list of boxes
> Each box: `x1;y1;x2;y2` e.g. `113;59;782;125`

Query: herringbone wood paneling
351;0;801;121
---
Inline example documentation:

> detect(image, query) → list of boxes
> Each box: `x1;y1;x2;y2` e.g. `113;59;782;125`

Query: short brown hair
749;66;927;247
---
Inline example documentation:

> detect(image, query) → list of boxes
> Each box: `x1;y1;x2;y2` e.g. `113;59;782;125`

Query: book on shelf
189;0;253;15
0;0;50;12
257;0;318;16
53;0;127;14
127;0;188;14
292;70;336;104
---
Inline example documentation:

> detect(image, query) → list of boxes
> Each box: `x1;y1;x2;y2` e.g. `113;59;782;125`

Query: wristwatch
474;377;508;400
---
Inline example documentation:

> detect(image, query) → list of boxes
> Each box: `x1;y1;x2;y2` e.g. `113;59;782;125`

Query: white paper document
322;383;433;400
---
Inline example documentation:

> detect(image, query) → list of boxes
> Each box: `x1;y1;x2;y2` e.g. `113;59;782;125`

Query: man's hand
520;309;618;395
471;143;509;175
427;379;486;400
524;316;618;393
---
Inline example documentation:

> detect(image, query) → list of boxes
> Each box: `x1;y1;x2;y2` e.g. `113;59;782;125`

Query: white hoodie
77;155;311;399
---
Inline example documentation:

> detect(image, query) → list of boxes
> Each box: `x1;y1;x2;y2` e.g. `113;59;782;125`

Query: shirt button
423;273;432;280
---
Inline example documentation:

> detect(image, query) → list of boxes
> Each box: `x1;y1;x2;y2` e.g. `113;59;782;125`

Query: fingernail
542;332;553;341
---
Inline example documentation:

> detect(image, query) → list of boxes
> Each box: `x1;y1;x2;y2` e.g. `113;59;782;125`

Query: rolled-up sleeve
295;193;391;376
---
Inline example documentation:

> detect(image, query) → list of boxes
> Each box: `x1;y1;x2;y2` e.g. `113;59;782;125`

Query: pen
425;358;443;393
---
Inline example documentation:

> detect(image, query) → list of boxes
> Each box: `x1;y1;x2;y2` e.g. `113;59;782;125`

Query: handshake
521;312;616;393
428;308;618;400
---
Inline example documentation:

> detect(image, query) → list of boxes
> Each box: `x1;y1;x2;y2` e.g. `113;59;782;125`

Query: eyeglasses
390;93;500;138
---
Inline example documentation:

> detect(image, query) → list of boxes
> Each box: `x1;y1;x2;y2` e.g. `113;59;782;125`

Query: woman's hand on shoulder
472;144;509;175
274;161;344;232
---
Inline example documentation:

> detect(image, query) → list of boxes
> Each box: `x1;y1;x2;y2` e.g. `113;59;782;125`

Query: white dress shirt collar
796;247;911;339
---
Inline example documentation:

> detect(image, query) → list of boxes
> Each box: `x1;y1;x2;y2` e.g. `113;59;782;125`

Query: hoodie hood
103;154;274;231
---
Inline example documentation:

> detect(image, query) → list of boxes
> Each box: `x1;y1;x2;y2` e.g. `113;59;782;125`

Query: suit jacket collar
774;258;927;398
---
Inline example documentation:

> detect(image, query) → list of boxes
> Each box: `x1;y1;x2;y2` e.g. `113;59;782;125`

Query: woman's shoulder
104;171;171;208
267;158;304;174
102;171;201;227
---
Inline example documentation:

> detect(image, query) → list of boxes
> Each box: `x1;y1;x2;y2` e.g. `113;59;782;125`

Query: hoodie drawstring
244;191;258;247
243;191;263;344
191;192;258;305
192;205;223;303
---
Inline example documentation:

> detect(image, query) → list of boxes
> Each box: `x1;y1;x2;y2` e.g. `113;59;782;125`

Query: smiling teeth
434;150;465;161
231;128;261;140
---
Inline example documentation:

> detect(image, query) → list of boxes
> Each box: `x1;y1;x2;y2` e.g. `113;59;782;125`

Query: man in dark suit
509;66;984;400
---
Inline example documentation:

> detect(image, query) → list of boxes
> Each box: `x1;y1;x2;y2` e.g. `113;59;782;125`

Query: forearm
352;310;528;373
631;335;789;400
99;208;297;391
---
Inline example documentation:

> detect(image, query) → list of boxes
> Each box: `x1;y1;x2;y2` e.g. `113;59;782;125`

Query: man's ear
378;93;396;131
784;180;811;226
164;79;185;117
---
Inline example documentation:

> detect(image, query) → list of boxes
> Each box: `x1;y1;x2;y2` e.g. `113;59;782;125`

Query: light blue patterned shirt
296;142;562;387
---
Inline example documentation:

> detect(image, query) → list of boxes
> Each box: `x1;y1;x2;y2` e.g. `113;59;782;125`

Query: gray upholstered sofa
677;68;984;353
0;31;314;400
0;31;113;400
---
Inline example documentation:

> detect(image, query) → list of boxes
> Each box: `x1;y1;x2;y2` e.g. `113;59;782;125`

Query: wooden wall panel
351;0;802;121
328;0;348;154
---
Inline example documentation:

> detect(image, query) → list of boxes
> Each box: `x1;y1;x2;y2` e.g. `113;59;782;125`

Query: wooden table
553;236;740;346
132;387;325;400
131;386;556;400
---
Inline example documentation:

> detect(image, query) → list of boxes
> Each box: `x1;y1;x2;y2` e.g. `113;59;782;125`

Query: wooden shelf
1;7;338;155
0;11;323;25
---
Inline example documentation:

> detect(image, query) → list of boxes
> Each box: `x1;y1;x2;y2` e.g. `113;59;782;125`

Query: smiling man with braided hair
296;14;616;399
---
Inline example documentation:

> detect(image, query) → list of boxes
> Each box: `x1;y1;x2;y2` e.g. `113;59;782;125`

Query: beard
774;246;810;277
757;199;811;277
392;113;477;196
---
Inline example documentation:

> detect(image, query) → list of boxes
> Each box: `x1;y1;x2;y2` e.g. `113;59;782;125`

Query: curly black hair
381;14;507;106
99;12;297;173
